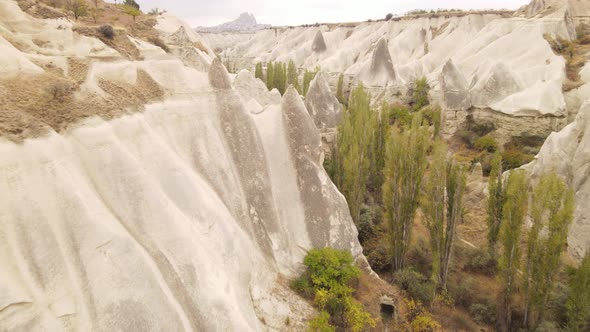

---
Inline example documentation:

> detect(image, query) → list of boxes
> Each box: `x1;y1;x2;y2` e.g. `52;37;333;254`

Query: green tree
274;62;286;94
287;60;300;93
336;73;346;105
566;252;590;332
367;104;390;196
64;0;88;20
124;4;141;22
266;62;274;90
497;170;528;332
487;151;505;254
441;157;466;288
308;311;336;332
124;0;140;9
412;77;430;112
423;141;466;289
293;248;375;332
383;114;430;271
254;62;264;82
423;141;446;286
335;84;375;222
523;172;574;329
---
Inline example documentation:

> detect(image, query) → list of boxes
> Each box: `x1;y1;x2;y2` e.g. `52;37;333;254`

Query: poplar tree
336;73;346;105
287;60;300;93
424;141;466;289
255;62;264;82
382;114;429;271
276;62;287;94
266;62;274;90
424;141;447;286
522;172;574;329
336;84;375;222
497;170;528;332
567;252;590;332
487;151;504;254
441;156;465;288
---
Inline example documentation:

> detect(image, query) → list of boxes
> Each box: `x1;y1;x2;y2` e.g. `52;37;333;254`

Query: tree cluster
254;60;304;95
292;248;375;332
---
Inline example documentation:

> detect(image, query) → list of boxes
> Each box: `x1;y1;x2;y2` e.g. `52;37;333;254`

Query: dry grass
0;69;164;142
1;0;171;141
544;33;590;92
355;270;408;331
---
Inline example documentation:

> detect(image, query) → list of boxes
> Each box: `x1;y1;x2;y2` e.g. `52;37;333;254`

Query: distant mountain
195;13;270;33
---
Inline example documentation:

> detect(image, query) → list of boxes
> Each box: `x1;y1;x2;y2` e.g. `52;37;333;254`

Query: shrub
406;237;432;276
357;204;378;243
385;13;393;21
293;248;375;331
308;311;336;332
411;77;430;112
406;299;442;332
469;301;496;325
124;0;140;10
124;4;141;22
46;82;72;100
448;277;477;308
148;37;170;53
388;106;412;127
464;248;496;275
366;243;392;272
474;135;498;152
471;121;496;137
394;268;434;304
501;148;534;170
456;130;478;148
98;25;115;39
536;320;562;332
64;0;88;20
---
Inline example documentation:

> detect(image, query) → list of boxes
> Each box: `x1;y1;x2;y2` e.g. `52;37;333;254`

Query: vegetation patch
292;248;375;332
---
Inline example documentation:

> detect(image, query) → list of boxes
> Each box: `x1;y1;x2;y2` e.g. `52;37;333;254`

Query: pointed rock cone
208;58;232;89
312;30;327;53
471;62;520;107
439;59;471;110
304;72;342;129
369;37;396;81
282;86;321;160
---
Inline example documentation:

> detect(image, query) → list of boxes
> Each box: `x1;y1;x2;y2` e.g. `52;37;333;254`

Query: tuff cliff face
206;10;572;118
0;1;364;330
523;62;590;259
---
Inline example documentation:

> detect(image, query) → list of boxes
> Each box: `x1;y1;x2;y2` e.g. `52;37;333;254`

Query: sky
126;0;531;27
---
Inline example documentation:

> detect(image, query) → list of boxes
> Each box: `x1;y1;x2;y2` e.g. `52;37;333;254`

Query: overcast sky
128;0;531;27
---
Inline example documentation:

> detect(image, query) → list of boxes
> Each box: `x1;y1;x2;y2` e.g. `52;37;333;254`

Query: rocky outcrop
523;101;590;259
311;30;327;53
210;1;573;118
355;37;396;87
304;72;342;129
470;62;520;109
195;12;270;33
0;2;365;331
439;59;471;111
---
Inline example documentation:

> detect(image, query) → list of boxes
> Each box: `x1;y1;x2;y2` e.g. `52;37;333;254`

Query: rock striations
0;1;364;330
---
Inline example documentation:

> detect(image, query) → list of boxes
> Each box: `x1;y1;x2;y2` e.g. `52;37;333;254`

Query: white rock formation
0;1;364;330
195;13;270;33
208;3;576;117
524;100;590;259
304;72;342;129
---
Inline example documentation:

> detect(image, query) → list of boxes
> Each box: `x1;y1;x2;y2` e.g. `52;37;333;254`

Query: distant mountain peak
195;12;270;33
